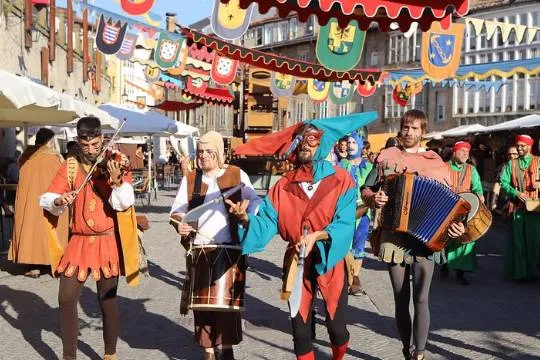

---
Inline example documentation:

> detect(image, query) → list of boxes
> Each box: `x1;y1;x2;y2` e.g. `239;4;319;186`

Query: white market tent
439;124;486;138
0;69;119;129
99;103;178;136
425;124;487;139
477;114;540;133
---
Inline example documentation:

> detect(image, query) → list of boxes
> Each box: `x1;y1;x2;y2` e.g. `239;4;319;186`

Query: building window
505;80;514;112
255;27;263;46
264;24;274;45
306;16;314;35
318;101;328;118
219;107;227;127
468;23;476;50
370;52;379;66
388;33;418;65
289;17;298;39
338;103;348;116
277;21;289;42
296;101;305;122
530;75;540;110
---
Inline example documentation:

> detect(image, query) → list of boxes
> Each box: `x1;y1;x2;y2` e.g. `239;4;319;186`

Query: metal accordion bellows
382;173;471;252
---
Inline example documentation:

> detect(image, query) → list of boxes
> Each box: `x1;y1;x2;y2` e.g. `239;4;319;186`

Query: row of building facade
185;0;540;141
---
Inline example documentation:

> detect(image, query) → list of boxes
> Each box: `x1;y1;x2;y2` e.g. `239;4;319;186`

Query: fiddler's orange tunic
47;161;132;282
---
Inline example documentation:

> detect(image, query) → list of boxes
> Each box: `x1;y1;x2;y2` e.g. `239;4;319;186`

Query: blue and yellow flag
421;22;465;81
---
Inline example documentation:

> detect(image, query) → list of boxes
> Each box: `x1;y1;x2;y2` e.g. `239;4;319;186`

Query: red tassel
331;342;348;360
296;351;315;360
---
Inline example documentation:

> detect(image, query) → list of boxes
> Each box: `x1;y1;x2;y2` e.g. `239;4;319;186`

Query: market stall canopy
477;114;540;133
438;124;486;138
100;103;178;136
150;100;204;112
229;0;470;31
0;70;119;128
172;122;199;138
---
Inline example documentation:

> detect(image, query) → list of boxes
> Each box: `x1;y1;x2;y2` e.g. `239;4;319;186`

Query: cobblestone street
1;189;539;360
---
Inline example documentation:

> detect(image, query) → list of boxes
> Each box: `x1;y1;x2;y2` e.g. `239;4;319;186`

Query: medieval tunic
499;154;540;280
170;165;260;348
40;160;135;283
239;165;356;323
8;146;69;266
446;160;483;272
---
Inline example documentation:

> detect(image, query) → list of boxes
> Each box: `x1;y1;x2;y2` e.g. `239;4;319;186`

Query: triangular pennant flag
527;27;538;44
484;20;498;41
500;23;513;42
513;24;527;44
467;18;485;36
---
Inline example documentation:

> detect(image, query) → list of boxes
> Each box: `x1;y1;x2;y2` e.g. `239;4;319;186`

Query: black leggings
388;260;434;353
291;269;349;355
58;274;119;359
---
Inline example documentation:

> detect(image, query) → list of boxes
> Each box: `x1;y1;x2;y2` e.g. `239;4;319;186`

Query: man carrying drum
441;141;484;285
499;134;540;282
361;110;466;360
170;131;260;360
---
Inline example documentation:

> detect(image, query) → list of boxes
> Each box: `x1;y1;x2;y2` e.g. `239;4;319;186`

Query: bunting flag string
465;17;540;44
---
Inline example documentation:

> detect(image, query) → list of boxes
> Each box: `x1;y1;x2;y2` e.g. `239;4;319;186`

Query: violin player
40;116;140;360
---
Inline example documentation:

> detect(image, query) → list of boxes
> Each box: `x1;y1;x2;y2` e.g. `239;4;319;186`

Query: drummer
441;141;484;285
170;131;260;360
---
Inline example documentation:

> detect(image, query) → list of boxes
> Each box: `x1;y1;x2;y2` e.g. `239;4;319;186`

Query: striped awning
227;0;470;31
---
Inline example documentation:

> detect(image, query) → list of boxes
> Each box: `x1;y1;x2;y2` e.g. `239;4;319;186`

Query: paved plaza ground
1;189;539;359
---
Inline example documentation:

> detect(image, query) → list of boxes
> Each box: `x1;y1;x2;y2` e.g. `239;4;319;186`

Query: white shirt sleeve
240;170;261;215
108;182;135;211
39;192;66;216
170;176;189;215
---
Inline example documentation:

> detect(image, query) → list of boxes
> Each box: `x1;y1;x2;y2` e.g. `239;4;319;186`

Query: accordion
381;173;471;252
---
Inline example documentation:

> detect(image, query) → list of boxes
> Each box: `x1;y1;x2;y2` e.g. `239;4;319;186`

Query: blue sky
56;0;214;27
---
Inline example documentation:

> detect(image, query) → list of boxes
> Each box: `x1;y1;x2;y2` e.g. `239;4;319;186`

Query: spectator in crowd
491;146;518;213
8;128;69;278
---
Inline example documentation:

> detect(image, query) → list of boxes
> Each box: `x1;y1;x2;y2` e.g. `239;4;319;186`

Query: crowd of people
2;110;539;360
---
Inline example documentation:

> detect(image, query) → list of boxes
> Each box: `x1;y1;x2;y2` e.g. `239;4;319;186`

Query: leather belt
71;232;115;237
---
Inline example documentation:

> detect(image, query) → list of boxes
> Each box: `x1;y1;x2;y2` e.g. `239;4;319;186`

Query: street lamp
121;90;128;104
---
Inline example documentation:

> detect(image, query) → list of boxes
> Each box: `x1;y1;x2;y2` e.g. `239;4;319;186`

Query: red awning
150;100;204;112
181;27;383;82
182;86;235;106
228;0;470;31
32;0;50;5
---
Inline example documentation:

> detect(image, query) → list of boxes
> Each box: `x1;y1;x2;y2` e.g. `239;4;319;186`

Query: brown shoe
348;276;365;296
24;269;41;278
411;350;425;360
103;354;117;360
204;352;216;360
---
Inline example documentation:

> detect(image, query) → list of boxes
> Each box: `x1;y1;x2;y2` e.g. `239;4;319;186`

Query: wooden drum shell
189;245;246;312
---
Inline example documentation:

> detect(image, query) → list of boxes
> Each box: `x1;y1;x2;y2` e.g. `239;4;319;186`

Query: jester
228;112;378;359
338;131;373;295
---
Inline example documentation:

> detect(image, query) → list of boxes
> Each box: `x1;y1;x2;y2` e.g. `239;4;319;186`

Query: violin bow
68;118;127;205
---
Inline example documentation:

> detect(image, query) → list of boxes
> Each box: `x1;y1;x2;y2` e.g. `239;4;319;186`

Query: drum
458;192;493;244
189;244;246;312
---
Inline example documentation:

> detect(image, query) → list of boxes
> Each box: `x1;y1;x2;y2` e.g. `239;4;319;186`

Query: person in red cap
499;134;540;281
441;141;484;285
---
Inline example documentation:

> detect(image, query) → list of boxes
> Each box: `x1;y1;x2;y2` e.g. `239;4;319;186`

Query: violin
95;149;131;184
